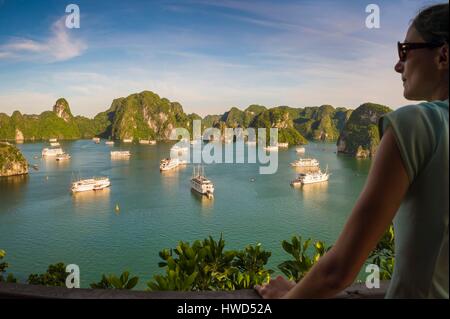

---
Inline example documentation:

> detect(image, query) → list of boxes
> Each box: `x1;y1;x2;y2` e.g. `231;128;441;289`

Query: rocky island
337;103;393;158
0;143;29;177
0;90;394;155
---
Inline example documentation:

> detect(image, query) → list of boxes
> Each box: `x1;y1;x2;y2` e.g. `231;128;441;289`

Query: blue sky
0;0;440;117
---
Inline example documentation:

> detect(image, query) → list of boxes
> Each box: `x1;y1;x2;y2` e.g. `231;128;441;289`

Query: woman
256;3;448;299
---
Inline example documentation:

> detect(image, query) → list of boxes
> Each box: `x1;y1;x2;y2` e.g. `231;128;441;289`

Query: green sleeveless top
379;99;449;299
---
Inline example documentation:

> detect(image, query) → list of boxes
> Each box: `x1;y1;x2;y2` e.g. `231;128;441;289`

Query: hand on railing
254;276;296;299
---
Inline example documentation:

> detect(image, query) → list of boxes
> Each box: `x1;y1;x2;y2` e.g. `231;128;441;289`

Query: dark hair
412;3;449;44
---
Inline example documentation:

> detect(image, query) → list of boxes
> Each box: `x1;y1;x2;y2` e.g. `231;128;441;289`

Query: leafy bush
369;225;395;280
278;236;331;282
0;249;17;283
27;262;68;286
147;235;272;291
90;271;139;289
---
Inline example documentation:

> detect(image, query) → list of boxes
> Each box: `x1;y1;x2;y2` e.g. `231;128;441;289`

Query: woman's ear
438;44;449;70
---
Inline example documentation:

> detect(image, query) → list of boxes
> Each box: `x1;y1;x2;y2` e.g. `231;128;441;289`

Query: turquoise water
0;140;371;288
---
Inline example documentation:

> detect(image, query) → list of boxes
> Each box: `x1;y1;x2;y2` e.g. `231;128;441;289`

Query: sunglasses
397;41;444;62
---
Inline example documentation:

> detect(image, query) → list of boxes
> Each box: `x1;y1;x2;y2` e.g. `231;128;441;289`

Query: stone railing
0;281;389;299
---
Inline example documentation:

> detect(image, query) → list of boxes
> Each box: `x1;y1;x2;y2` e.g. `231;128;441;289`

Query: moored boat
92;137;100;144
160;158;187;171
111;151;131;157
191;166;214;199
42;148;64;157
290;158;320;168
291;168;330;186
56;153;71;161
296;147;306;154
71;177;111;193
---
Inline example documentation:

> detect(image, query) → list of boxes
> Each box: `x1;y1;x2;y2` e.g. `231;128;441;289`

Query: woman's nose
394;60;404;73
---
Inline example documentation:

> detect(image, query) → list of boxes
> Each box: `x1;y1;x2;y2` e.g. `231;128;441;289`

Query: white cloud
0;17;87;62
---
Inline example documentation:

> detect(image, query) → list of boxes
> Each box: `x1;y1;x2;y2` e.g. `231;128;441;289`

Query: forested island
0;90;393;176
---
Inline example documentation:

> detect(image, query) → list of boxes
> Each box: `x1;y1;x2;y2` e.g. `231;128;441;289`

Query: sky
0;0;442;117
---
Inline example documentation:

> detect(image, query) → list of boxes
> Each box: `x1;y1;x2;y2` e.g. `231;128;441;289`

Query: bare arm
257;128;410;298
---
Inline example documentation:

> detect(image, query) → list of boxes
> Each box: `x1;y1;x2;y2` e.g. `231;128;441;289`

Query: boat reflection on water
190;188;214;212
159;168;181;196
71;187;111;207
299;180;329;200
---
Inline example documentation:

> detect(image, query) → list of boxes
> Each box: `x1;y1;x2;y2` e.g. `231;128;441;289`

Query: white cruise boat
263;145;279;151
296;147;306;154
111;151;131;157
291;168;330;186
42;148;64;157
160;158;187;171
290;158;320;168
56;153;71;161
71;177;111;193
191;166;214;199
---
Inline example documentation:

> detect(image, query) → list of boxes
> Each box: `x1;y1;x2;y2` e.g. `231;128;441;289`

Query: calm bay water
0;140;371;288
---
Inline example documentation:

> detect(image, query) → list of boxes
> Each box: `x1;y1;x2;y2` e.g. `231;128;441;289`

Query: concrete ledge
0;281;388;299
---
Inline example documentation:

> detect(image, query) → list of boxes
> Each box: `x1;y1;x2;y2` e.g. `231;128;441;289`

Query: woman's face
394;26;443;101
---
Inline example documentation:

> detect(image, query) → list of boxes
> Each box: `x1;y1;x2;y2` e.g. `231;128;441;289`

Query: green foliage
0;249;17;283
90;271;139;289
27;262;68;287
251;109;308;145
337;103;392;157
294;105;349;141
147;235;272;291
2;91;387;146
0;113;15;140
0;143;28;175
231;243;272;289
2;229;397;290
278;236;331;282
369;225;395;280
111;91;193;140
